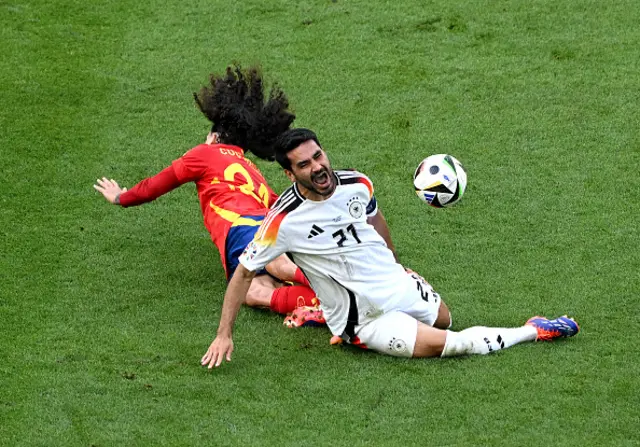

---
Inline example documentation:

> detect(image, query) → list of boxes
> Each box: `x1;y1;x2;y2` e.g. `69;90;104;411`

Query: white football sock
441;325;537;357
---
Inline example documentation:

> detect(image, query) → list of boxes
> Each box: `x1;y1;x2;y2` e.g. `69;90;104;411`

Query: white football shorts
351;272;442;358
354;310;418;357
392;271;442;326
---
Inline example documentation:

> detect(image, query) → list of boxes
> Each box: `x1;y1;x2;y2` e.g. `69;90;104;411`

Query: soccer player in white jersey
201;128;579;368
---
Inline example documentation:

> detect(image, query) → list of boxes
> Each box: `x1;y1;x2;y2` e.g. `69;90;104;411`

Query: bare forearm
217;264;255;336
201;264;257;368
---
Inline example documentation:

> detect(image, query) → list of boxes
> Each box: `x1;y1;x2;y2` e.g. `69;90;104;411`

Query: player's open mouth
312;170;330;188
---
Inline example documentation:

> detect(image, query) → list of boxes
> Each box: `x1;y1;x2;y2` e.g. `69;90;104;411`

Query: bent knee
412;323;448;358
433;300;452;329
244;278;277;308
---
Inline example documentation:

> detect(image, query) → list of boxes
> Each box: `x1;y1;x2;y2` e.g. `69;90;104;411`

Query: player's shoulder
179;143;213;160
335;169;374;196
269;184;305;216
187;143;212;153
255;185;304;241
335;169;371;183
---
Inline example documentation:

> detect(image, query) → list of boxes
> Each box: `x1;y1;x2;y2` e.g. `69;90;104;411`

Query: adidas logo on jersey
307;224;324;239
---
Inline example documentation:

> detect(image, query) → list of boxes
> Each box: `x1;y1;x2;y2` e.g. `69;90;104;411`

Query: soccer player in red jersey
93;66;320;320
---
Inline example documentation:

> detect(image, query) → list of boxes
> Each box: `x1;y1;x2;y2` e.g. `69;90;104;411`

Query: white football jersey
240;170;413;336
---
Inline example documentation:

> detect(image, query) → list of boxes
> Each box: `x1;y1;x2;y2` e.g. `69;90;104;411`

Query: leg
440;316;580;357
438;325;537;357
265;254;300;283
412;322;538;357
413;323;448;357
433;300;451;330
245;273;319;316
244;274;281;309
365;316;538;358
352;311;578;359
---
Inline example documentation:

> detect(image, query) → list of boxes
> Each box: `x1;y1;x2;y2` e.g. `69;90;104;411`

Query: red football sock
269;285;317;314
293;267;310;287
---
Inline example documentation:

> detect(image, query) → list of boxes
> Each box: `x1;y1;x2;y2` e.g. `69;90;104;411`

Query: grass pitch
2;0;639;445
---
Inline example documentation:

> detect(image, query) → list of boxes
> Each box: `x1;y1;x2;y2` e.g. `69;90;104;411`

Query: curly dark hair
193;65;295;161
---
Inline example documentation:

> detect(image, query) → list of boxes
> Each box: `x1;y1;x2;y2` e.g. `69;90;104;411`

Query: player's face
285;140;336;200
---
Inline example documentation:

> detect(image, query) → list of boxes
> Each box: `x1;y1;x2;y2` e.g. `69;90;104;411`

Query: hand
201;335;234;369
93;177;127;204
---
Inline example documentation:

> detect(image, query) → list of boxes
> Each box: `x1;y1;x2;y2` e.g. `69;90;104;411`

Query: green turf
2;0;640;445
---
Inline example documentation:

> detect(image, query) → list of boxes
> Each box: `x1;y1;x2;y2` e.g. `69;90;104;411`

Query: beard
299;167;336;197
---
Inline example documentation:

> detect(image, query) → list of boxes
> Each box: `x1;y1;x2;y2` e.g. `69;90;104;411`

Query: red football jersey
171;144;279;269
119;143;278;273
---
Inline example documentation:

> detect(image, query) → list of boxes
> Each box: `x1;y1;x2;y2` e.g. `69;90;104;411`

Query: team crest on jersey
389;337;407;353
347;197;364;219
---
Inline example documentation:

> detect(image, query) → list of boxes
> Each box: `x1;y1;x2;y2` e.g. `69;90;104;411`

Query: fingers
93;179;105;192
93;177;124;204
208;352;219;369
201;342;233;369
200;350;217;369
94;177;120;189
206;350;228;369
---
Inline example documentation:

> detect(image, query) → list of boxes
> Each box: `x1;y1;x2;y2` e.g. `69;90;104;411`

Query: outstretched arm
93;165;183;207
201;264;256;369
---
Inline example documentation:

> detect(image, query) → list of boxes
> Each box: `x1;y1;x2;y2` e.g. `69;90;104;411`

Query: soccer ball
413;154;467;208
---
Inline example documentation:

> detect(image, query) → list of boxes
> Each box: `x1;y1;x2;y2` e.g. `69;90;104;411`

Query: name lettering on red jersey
218;147;258;170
